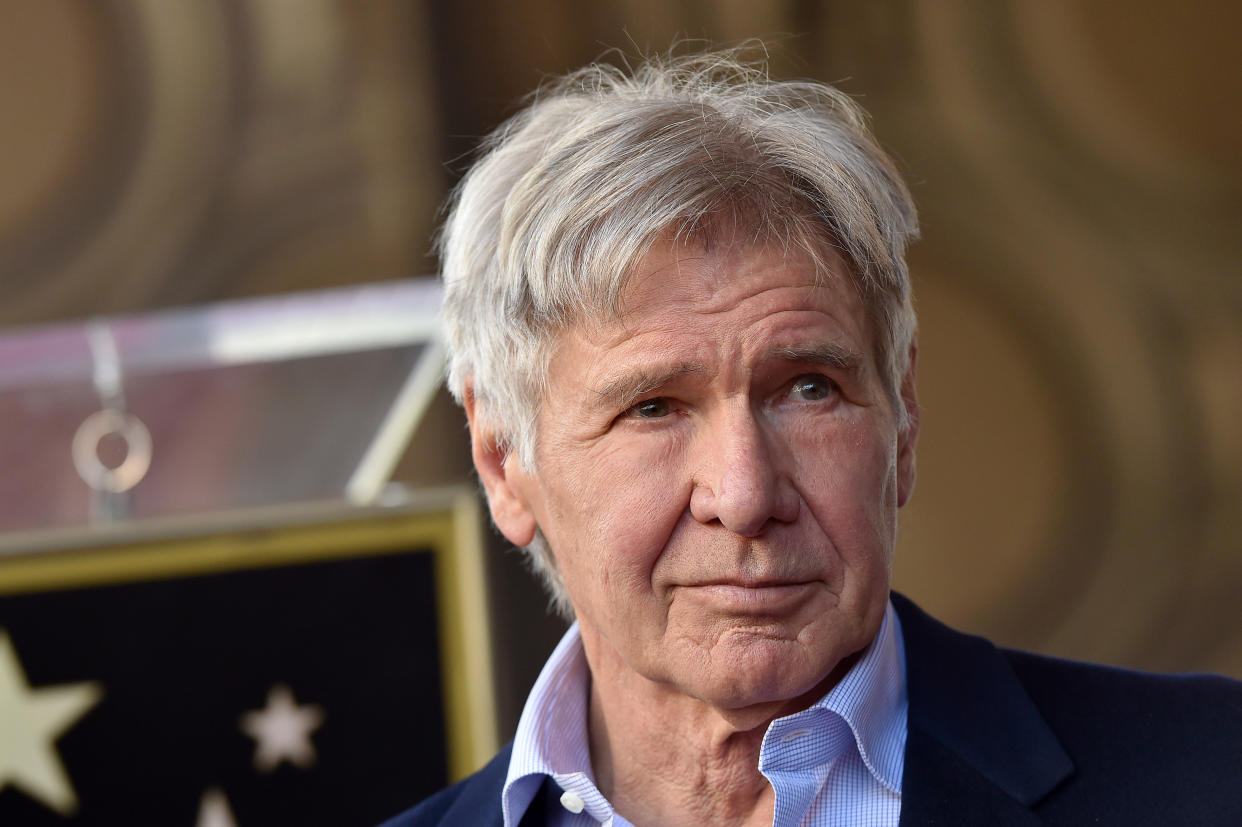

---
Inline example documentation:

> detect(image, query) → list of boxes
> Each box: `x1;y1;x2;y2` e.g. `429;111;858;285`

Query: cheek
794;421;899;551
545;436;690;588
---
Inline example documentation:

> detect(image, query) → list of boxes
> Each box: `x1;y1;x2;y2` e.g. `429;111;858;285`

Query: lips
698;577;808;588
678;581;818;612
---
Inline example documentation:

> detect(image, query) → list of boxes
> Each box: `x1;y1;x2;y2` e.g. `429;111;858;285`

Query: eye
789;375;836;402
624;397;672;419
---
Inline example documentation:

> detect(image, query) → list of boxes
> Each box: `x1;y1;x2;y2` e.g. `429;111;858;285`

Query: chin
691;634;840;712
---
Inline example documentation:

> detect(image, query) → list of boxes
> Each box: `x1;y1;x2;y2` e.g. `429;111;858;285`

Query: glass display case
0;279;446;551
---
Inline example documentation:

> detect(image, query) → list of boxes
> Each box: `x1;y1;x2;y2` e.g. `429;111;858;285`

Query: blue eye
627;398;672;418
790;376;835;401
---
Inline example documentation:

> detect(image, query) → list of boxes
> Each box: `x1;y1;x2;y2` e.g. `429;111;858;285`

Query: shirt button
560;791;586;814
782;729;810;742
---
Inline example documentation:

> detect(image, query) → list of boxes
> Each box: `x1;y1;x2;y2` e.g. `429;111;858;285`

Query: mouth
678;580;818;613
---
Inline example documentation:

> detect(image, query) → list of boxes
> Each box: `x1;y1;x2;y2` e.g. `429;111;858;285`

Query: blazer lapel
892;594;1074;825
430;745;510;827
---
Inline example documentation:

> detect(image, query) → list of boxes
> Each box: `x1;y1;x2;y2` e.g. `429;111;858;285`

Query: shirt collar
502;600;907;824
760;600;908;794
502;621;605;825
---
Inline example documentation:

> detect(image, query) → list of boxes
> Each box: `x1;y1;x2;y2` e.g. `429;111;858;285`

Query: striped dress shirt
501;600;908;826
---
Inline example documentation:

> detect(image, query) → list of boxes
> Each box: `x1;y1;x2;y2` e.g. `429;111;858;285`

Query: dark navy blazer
383;593;1242;825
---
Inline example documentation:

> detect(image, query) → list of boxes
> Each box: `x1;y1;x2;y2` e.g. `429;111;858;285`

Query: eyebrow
589;344;865;411
772;342;866;375
591;361;707;412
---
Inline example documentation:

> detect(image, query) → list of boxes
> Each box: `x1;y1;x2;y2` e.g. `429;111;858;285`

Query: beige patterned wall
845;1;1242;678
0;0;440;325
2;1;1238;679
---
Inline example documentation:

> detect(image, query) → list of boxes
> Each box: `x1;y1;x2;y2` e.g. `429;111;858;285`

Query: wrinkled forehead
574;218;869;343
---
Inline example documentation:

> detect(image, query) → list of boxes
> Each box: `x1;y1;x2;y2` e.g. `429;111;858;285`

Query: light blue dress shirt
502;600;907;826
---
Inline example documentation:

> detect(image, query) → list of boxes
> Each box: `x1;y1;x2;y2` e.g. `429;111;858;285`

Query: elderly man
386;52;1242;826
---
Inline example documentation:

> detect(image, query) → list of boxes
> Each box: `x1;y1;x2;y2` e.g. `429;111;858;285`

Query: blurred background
0;0;1239;824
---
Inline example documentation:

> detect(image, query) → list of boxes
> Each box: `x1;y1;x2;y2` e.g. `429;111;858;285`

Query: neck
581;627;860;827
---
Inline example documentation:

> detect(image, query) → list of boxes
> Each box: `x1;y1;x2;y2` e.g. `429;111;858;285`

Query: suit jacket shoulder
1004;644;1242;823
892;592;1242;825
378;744;511;827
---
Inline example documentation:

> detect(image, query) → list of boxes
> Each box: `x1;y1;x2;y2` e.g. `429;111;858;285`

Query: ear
895;341;920;508
463;379;539;546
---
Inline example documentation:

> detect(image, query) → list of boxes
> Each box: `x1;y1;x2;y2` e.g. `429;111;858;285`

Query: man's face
475;236;918;713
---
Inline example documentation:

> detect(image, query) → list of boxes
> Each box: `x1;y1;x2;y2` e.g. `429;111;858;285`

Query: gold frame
0;488;498;781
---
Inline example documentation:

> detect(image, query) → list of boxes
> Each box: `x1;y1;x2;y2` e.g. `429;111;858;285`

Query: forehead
581;236;869;349
540;237;880;416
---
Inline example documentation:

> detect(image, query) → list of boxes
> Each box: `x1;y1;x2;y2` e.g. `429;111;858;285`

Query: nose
689;403;800;536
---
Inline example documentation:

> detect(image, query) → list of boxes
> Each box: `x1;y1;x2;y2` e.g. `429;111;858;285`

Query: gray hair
439;48;919;615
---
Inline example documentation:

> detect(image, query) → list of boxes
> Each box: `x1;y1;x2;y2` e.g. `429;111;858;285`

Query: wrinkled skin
468;235;918;824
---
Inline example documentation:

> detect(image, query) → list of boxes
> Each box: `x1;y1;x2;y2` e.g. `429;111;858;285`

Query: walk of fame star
240;683;325;772
195;786;239;827
0;630;102;815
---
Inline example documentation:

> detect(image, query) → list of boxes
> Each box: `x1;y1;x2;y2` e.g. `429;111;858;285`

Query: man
386;50;1242;825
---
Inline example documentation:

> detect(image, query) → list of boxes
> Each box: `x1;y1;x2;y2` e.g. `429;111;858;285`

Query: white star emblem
0;630;102;815
195;786;238;827
240;683;324;772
